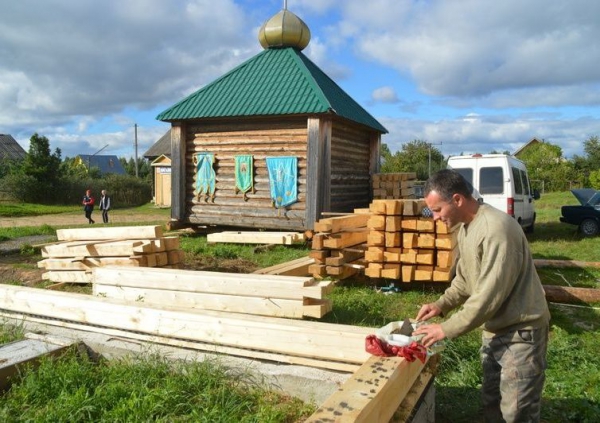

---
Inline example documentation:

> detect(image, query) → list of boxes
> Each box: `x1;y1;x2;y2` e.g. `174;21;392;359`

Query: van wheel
579;219;599;236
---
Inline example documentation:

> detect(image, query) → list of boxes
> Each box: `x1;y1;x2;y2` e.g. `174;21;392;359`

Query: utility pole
428;142;443;177
134;123;139;178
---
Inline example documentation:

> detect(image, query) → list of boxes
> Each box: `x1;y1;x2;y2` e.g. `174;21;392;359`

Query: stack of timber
38;226;183;284
0;284;372;372
308;211;371;280
92;266;332;319
207;231;305;245
364;199;457;282
372;172;418;199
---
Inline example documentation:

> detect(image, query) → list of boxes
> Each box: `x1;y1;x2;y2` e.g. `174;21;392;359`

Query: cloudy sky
1;0;599;160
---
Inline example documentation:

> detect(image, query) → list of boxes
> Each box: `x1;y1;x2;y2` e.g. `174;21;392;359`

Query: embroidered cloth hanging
266;156;298;208
234;155;254;200
193;152;216;202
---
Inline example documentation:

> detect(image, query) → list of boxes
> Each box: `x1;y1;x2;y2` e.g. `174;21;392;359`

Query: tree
570;135;600;187
21;133;62;183
381;140;445;180
517;140;574;191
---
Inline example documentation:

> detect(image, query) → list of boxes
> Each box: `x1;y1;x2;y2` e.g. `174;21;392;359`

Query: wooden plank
323;231;369;249
253;256;314;276
42;240;153;258
56;225;163;242
306;355;429;422
206;231;305;245
92;266;331;300
38;254;163;270
0;339;73;391
1;311;358;373
313;214;370;233
543;285;600;303
93;284;330;319
42;271;93;283
0;285;373;365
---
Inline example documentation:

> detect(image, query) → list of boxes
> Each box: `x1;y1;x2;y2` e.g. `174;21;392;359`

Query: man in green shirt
414;169;550;422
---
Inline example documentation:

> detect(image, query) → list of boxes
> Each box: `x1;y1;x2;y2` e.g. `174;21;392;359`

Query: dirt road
0;208;172;228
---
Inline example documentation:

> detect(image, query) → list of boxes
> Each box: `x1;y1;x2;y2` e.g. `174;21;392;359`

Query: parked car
560;189;600;236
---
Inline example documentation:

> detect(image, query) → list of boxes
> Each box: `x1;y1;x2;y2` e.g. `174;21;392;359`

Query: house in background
156;7;387;231
144;130;172;207
513;138;542;159
0;134;26;162
74;154;126;175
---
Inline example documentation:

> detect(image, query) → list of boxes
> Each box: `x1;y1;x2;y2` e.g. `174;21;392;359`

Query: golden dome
258;9;311;50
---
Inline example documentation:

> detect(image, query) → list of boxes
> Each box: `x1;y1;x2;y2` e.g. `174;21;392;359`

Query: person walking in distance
413;169;550;422
99;189;111;224
82;189;95;224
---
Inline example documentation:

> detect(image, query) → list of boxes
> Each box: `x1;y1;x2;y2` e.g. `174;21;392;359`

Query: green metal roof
156;47;387;134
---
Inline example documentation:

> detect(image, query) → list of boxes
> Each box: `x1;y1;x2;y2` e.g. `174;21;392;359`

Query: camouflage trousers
480;325;549;423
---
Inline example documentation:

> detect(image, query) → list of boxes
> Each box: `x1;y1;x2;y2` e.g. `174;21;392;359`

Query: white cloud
380;113;599;159
372;86;399;103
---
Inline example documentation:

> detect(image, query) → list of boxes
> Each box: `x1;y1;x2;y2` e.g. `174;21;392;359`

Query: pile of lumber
92;266;333;319
308;211;371;280
207;231;305;245
364;199;456;282
0;284;371;372
372;172;418;199
38;225;183;284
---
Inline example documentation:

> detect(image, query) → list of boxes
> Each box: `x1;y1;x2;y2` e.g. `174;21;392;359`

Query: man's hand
413;323;446;348
415;303;442;322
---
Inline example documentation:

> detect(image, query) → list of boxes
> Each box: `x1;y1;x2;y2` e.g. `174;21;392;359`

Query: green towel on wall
234;155;254;200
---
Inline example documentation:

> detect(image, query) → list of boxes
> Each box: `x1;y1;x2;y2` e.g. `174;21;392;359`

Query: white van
447;154;539;232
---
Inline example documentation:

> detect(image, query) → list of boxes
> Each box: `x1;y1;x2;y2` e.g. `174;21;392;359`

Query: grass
0;348;312;422
1;194;599;421
0;203;78;217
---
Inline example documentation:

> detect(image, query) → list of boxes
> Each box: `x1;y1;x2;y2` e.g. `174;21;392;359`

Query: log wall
185;118;308;230
330;121;375;212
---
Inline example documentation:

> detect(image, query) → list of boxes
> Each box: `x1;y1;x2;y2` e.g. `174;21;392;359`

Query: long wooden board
56;225;163;242
92;266;333;300
92;284;331;318
0;285;373;365
207;231;305;245
38;254;168;270
314;214;370;233
0;311;358;373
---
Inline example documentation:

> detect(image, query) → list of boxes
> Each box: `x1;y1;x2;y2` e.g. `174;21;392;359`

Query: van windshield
480;167;504;194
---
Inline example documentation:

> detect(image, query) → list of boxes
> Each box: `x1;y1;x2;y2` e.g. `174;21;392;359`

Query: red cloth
365;335;428;363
